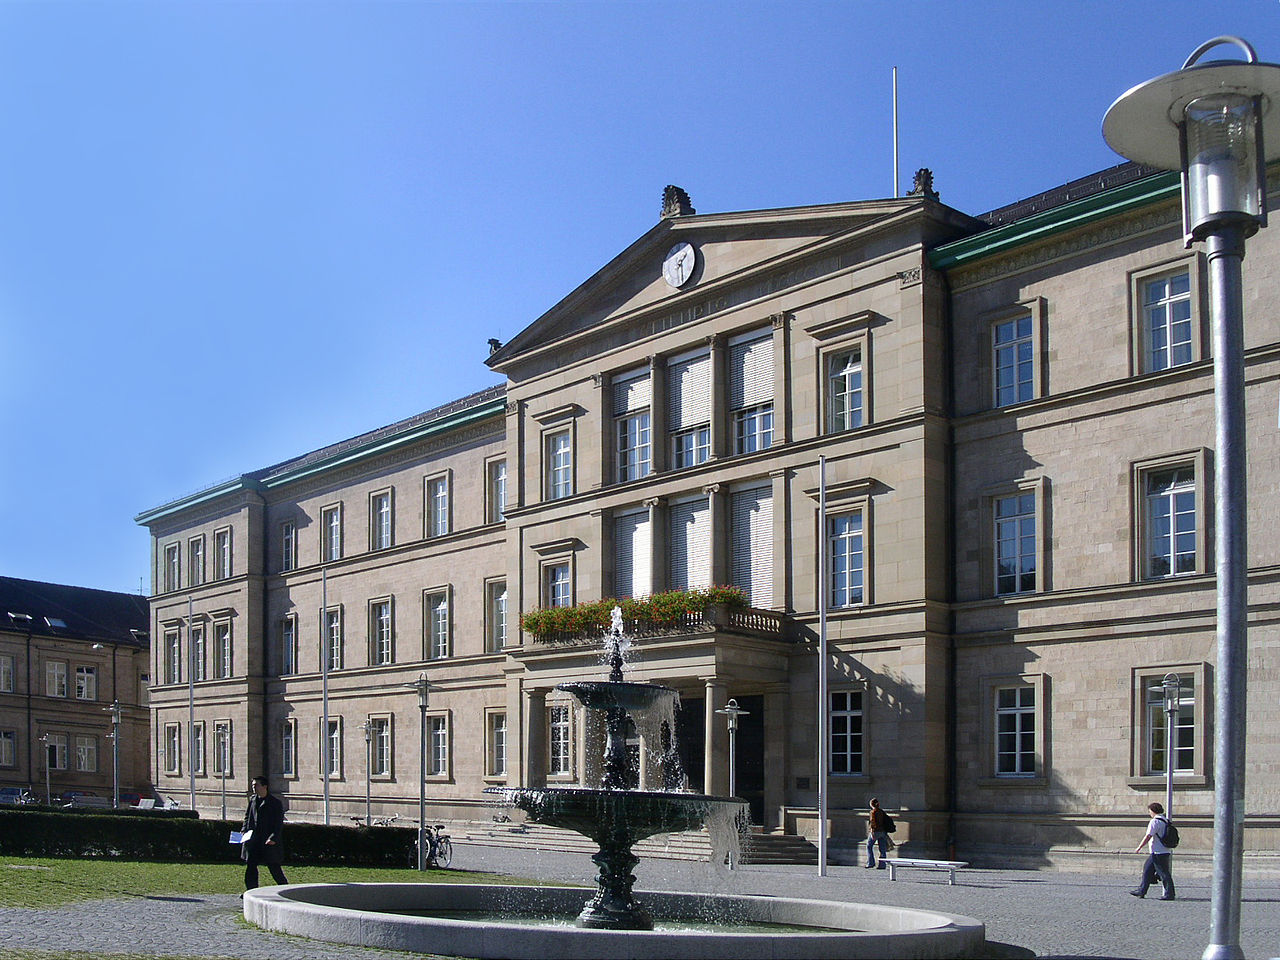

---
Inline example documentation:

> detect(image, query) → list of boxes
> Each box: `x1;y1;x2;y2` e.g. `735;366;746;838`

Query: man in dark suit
241;776;288;890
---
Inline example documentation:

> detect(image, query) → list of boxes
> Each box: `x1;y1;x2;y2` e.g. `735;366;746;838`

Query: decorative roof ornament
661;185;696;218
907;168;939;201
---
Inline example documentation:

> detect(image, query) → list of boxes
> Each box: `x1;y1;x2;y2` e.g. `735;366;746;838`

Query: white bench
885;858;970;885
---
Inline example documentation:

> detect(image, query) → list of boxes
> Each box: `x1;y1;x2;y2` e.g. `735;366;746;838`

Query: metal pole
39;735;50;805
817;455;829;876
1203;226;1249;960
1162;674;1180;821
418;701;427;871
363;721;372;827
891;67;899;198
187;597;195;812
110;702;120;809
321;566;330;826
219;728;227;821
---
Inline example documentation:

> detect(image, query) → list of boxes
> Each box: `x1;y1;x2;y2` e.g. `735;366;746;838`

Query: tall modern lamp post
714;698;749;798
38;734;52;805
1159;674;1183;818
217;725;228;821
1104;36;1280;960
361;719;373;827
104;700;121;809
405;674;433;870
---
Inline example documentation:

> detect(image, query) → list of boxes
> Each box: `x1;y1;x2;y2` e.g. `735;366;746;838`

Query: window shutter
613;368;651;416
729;333;773;410
731;485;773;606
668;497;711;591
667;351;711;430
613;510;651;599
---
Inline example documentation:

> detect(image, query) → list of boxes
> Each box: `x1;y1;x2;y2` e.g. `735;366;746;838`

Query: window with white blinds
731;485;773;606
613;368;651;416
668;497;711;591
667;350;712;468
729;332;774;411
613;510;652;599
614;368;652;482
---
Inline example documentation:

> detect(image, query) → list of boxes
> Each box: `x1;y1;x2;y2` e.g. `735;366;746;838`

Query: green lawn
0;856;522;908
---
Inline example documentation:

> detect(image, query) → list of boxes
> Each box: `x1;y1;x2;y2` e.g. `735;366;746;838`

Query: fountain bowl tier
490;786;726;843
244;882;987;960
556;679;677;712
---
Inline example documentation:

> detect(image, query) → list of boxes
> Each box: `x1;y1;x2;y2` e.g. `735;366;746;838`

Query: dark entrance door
673;695;765;825
675;698;704;793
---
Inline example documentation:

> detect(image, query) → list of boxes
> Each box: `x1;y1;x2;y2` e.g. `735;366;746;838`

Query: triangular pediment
487;197;927;372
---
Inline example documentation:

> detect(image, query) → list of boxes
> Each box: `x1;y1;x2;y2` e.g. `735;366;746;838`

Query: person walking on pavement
864;797;891;869
1130;801;1175;900
241;776;289;891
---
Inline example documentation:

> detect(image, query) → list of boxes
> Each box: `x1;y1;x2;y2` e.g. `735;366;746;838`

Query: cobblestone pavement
1;843;1278;960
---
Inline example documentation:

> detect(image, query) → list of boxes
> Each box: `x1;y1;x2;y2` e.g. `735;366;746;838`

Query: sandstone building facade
137;166;1280;866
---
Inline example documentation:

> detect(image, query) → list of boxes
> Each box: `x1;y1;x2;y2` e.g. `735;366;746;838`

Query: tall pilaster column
703;680;729;797
523;687;547;789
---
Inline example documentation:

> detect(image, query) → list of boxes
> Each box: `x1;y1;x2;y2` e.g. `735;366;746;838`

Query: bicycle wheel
436;837;452;868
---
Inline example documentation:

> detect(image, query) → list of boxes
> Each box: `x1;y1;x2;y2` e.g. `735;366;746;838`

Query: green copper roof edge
929;171;1180;271
134;477;260;526
260;397;506;490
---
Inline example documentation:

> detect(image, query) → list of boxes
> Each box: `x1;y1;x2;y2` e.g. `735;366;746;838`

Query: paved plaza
1;842;1277;959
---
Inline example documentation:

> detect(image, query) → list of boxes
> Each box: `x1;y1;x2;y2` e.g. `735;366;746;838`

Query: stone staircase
460;820;818;865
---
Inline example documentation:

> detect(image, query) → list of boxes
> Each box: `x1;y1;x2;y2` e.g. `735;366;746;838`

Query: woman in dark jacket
241;776;288;889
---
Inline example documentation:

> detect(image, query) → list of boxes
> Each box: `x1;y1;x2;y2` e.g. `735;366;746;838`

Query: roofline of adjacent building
928;169;1179;272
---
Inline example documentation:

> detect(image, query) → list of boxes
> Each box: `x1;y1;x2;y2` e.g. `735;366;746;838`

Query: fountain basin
243;882;987;959
557;679;677;712
491;786;730;843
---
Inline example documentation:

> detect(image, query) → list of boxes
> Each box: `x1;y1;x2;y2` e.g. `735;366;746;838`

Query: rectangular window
74;735;97;773
828;348;864;432
163;631;180;685
668;497;711;592
192;721;206;775
0;655;12;693
214;528;232;580
46;660;68;698
370;599;393;665
191;623;206;682
1143;271;1194;372
281;521;296;572
614;368;652;483
546;430;573;499
371;717;391;777
549;704;572;777
1145;672;1196;776
213;622;232;679
188;536;205;586
487;712;507;777
730;331;774;454
213;721;231;778
74;665;97;701
46;732;68;771
993;314;1034;407
163;543;180;593
325;608;342;671
830;690;864;775
614;510;652;599
544;563;571;609
1145;466;1197;578
426;592;449;659
828;511;864;608
994;492;1037;595
668;350;711;469
322;506;343;562
280;720;296;778
426;476;450;538
279;616;297;675
164;725;180;775
323;718;341;779
485;580;508;652
995;686;1037;776
487;459;507;524
0;730;15;767
429;715;448;777
731;485;773;607
371;491;393;550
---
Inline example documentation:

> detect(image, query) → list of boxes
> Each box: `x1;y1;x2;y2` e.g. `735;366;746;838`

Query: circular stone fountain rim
243;882;987;960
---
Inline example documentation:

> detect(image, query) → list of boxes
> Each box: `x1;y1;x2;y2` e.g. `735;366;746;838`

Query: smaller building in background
0;577;150;804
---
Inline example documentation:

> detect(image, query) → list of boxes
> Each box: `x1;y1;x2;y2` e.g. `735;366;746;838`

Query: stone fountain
486;606;744;929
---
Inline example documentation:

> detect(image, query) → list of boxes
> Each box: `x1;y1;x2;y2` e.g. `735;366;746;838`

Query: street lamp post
361;719;373;827
714;698;749;799
1104;37;1280;960
218;726;228;822
1161;674;1183;819
104;700;121;809
38;734;51;805
405;674;434;870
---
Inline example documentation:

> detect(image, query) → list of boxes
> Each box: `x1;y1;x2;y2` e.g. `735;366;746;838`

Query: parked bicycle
412;823;452;868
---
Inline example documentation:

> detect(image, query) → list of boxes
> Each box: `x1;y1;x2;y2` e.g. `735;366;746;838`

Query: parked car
57;790;97;804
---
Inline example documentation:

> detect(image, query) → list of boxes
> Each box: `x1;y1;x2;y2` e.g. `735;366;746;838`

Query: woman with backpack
1130;801;1176;900
864;797;894;869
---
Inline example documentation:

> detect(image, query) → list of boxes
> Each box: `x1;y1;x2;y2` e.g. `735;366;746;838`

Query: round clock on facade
662;241;696;288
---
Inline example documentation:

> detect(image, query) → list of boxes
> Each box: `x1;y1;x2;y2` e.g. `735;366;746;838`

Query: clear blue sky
1;1;1275;595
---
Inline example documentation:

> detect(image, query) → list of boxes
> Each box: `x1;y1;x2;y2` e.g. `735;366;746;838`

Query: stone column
707;335;726;460
645;497;666;595
771;312;791;446
704;484;726;588
703;680;729;797
648;354;666;474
